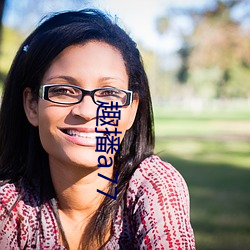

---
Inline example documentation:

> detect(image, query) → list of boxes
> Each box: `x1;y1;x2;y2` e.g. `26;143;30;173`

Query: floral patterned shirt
0;155;196;249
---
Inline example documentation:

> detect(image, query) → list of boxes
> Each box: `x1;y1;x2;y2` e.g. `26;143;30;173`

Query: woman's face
24;41;138;169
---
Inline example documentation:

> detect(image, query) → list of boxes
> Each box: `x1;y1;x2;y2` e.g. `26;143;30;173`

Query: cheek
38;115;55;152
117;108;135;136
37;106;63;149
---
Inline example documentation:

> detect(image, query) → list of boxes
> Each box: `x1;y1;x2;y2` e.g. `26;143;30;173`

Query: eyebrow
45;75;79;84
99;76;126;83
45;76;126;84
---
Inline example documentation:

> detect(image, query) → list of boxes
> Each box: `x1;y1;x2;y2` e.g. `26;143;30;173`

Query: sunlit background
0;1;250;249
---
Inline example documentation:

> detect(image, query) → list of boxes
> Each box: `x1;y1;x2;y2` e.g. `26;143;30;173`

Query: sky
95;0;210;53
2;0;214;53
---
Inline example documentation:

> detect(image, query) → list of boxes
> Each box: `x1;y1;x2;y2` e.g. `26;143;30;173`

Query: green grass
154;105;250;250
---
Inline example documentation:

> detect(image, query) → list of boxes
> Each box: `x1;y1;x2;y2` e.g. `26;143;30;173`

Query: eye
49;86;78;96
97;88;122;97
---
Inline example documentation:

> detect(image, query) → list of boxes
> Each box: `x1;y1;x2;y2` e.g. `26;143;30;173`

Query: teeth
66;130;104;138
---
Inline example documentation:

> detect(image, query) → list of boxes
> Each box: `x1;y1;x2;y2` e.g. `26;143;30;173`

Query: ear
23;87;39;127
126;94;139;130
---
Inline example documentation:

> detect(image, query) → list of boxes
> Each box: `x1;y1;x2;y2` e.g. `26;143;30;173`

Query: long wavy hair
0;9;154;249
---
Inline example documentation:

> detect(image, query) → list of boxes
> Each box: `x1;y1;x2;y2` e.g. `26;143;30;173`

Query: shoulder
127;155;189;200
0;181;60;248
0;181;21;212
121;155;195;249
0;181;39;210
0;181;40;223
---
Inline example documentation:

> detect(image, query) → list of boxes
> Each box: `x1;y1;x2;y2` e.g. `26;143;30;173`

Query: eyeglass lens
47;85;128;105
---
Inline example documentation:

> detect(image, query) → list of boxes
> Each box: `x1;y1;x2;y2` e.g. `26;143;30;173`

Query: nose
71;94;97;121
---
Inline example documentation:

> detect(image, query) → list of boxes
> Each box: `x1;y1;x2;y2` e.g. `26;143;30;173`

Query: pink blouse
0;155;196;249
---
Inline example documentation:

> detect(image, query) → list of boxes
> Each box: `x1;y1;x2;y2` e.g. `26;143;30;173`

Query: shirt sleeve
0;182;63;249
125;156;196;250
0;183;25;249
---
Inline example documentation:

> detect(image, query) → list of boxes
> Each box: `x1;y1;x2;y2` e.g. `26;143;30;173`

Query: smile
63;129;105;138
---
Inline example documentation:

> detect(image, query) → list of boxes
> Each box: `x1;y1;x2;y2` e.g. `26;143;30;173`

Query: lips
64;129;105;138
60;128;106;147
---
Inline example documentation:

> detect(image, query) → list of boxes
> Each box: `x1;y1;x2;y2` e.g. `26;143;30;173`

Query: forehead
42;41;128;85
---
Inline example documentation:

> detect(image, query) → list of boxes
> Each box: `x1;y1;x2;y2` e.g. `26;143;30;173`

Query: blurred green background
154;106;250;250
0;1;250;249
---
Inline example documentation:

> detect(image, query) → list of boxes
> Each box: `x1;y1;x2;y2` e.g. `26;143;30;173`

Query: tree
188;0;250;98
157;0;250;98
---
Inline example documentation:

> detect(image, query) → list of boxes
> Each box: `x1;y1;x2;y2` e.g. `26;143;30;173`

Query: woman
0;9;195;250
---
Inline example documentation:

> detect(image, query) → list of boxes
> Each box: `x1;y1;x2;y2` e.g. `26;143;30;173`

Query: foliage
0;26;23;86
156;15;169;35
139;45;175;105
188;1;250;98
157;0;250;99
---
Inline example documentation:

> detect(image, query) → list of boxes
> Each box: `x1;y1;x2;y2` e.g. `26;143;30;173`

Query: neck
49;158;113;249
49;158;113;218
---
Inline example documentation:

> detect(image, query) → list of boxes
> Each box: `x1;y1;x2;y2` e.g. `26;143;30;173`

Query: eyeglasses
39;84;133;106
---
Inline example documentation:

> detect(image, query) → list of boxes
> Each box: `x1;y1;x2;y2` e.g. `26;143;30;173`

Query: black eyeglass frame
39;84;133;106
